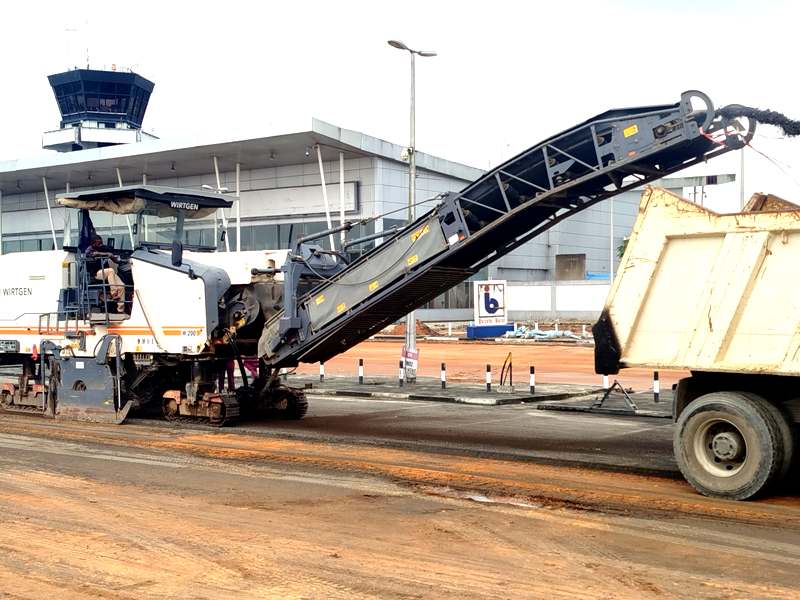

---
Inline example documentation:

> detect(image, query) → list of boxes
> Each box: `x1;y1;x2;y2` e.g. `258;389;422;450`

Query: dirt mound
380;321;439;336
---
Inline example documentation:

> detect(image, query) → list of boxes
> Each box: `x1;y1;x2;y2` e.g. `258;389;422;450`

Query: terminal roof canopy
0;119;484;195
57;185;233;219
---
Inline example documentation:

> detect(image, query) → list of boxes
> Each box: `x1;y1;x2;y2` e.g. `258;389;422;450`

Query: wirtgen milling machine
0;186;294;425
0;91;782;434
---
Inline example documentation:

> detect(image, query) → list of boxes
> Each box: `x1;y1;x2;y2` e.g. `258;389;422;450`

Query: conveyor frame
261;90;753;367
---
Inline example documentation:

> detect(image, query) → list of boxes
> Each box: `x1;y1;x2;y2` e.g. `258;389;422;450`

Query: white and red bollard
653;371;660;403
398;360;405;387
358;358;364;385
441;362;447;390
529;365;536;395
319;361;325;382
486;364;492;392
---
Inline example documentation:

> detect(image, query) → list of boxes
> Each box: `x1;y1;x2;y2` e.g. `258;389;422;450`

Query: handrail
81;255;133;324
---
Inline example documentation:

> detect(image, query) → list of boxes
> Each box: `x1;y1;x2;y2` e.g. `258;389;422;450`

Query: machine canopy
57;185;233;219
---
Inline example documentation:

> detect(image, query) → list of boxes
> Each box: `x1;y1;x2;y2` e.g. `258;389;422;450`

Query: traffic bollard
529;365;535;395
441;362;446;390
486;364;492;392
398;360;404;387
358;358;364;385
653;371;660;403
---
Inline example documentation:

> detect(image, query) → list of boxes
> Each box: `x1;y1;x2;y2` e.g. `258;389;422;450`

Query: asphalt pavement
220;384;678;475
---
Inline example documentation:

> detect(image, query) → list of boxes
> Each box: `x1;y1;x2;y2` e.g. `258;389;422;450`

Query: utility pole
740;147;746;209
609;197;614;282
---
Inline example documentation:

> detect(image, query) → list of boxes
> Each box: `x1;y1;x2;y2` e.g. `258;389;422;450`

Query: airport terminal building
0;68;730;320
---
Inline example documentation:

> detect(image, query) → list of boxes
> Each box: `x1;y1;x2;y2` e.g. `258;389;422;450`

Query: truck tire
674;391;785;500
739;392;794;484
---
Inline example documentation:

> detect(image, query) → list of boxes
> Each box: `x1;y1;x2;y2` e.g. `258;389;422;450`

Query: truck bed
595;187;800;376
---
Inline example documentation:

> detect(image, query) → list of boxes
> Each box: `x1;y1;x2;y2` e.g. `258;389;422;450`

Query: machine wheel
674;391;786;500
278;388;308;420
163;396;179;422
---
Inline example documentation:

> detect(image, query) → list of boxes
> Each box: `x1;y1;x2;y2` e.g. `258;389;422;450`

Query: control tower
43;68;157;152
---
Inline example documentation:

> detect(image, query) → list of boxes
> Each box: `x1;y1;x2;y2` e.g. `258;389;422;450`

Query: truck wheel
740;392;794;484
674;391;784;500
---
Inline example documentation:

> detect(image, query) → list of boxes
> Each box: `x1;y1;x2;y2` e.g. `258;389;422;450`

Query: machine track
213;393;241;427
162;393;241;427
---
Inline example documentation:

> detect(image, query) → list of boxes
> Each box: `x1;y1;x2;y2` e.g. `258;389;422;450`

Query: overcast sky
2;0;799;211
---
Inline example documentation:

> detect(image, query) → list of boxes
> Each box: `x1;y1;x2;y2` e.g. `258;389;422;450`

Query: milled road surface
0;405;799;599
251;392;678;473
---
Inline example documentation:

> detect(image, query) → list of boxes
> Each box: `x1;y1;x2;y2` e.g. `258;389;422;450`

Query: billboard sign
473;280;507;326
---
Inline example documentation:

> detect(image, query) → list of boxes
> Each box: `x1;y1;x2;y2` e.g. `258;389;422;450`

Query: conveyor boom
260;91;753;367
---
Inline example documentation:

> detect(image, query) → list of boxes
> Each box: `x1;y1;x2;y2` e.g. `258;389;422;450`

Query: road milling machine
0;90;794;471
0;186;299;425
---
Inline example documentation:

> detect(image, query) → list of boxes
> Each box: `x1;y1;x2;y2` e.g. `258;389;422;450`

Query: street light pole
388;39;436;383
406;48;418;382
409;49;415;224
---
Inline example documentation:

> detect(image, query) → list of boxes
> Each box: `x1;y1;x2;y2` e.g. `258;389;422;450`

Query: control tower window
47;69;154;129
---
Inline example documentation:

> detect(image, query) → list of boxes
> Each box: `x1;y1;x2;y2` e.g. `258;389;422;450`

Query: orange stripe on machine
0;326;204;337
107;328;154;336
162;328;205;337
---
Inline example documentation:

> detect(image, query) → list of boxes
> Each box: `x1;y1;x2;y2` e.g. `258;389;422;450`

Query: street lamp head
388;40;437;56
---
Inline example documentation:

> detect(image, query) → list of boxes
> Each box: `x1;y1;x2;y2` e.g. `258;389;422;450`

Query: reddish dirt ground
0;418;798;599
295;340;687;390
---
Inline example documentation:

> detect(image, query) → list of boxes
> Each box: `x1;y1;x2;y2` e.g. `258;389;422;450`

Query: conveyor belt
261;90;753;367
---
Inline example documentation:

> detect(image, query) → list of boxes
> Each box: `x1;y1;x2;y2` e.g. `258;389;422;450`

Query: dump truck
594;187;800;499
